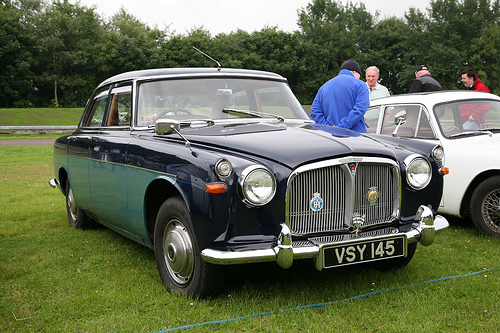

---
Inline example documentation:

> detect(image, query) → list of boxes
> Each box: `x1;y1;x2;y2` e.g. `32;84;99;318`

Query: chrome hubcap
67;187;77;220
163;219;194;285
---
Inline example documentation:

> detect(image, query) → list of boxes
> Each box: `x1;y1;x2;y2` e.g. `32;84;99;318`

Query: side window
381;106;407;135
84;87;109;127
415;109;435;138
382;105;436;139
106;85;132;126
364;106;381;133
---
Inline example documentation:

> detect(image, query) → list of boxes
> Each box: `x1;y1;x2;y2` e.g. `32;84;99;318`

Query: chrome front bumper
201;205;449;270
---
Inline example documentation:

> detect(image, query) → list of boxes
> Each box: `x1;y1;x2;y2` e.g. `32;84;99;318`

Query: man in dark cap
409;65;443;92
310;59;370;132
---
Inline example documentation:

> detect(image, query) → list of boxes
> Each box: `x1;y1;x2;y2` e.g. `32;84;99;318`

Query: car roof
370;90;500;106
98;67;287;88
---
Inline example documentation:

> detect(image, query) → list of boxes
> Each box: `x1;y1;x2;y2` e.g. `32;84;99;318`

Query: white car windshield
434;99;500;138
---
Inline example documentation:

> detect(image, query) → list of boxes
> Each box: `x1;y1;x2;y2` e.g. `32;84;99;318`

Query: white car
366;91;500;237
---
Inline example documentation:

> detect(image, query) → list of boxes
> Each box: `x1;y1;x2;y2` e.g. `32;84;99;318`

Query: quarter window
106;85;132;126
84;87;109;127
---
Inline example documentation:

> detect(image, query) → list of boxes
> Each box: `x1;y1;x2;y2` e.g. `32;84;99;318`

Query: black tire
65;180;96;229
374;241;417;270
470;176;500;237
153;196;224;298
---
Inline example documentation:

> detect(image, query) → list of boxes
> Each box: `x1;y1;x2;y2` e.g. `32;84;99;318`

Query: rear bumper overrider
201;205;449;270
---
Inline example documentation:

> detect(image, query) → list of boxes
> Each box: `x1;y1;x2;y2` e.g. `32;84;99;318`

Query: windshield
434;99;500;138
136;78;309;126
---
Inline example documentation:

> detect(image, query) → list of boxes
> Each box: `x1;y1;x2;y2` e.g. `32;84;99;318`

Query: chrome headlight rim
215;158;233;178
404;154;432;190
239;165;277;206
431;145;444;162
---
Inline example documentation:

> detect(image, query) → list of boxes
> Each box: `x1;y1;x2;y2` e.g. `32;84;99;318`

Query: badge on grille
348;163;357;176
352;212;365;236
310;192;324;212
367;186;379;206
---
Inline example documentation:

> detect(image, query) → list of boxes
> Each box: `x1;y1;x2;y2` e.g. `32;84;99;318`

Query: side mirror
156;119;181;135
155;119;191;147
394;110;407;125
392;110;407;137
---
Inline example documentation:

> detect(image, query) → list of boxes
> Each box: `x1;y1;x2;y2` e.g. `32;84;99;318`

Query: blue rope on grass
155;268;498;333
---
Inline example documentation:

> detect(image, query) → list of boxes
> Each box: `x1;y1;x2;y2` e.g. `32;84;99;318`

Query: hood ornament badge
348;163;357;176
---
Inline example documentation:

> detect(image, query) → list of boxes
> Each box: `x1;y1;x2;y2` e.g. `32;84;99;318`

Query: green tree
0;1;35;107
96;7;168;79
3;0;500;107
297;0;374;102
421;0;500;89
160;27;215;68
469;22;500;94
364;17;413;94
211;29;251;69
32;0;103;107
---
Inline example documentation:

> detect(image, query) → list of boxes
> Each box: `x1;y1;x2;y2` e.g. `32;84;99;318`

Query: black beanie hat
340;59;362;75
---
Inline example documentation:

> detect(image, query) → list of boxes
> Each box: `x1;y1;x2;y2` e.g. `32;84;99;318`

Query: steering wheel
444;126;460;136
154;108;193;121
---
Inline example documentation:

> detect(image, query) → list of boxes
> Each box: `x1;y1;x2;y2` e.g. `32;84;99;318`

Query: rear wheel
470;176;500;237
153;196;224;298
65;180;96;229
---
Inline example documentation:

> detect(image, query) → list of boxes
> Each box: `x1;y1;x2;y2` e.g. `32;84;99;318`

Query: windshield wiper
149;119;215;129
450;129;493;138
222;108;285;123
180;119;215;128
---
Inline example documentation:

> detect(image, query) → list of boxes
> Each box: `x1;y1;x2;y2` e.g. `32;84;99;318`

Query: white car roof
370;90;500;106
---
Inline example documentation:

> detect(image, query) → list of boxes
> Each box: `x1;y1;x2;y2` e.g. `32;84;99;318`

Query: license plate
322;236;406;268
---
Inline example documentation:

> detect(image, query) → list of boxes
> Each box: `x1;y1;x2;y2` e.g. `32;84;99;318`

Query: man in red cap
310;59;370;132
409;65;443;92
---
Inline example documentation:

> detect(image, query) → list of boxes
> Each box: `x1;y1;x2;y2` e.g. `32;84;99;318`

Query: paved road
0;138;56;146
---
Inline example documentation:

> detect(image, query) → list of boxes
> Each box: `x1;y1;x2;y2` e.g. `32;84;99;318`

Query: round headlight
431;145;444;161
215;158;232;178
240;166;276;206
405;156;432;189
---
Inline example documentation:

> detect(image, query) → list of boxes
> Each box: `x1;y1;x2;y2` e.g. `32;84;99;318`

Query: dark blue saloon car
50;68;449;297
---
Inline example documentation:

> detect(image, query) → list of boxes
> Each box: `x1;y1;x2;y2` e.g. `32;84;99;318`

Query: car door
67;86;110;211
88;84;134;232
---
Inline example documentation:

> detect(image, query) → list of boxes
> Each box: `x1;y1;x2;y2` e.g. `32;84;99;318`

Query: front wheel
153;196;224;298
470;176;500;237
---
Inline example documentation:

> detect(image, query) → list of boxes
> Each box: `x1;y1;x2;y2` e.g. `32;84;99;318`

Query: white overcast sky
72;0;430;35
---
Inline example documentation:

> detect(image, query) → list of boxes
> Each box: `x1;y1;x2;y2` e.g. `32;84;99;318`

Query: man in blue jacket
310;59;370;132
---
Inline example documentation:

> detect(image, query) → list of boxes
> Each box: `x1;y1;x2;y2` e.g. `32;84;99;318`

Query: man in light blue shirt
365;66;390;100
310;59;370;132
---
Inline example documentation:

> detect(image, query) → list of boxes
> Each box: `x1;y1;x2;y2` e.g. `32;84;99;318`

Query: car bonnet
177;122;399;169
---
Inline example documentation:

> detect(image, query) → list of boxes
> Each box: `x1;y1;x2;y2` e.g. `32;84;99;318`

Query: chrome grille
286;158;400;235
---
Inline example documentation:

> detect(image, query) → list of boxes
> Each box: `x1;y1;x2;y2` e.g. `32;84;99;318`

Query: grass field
0;108;84;127
1;144;500;332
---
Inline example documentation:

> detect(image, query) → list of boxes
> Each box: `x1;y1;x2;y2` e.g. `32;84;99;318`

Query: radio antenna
193;46;221;71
